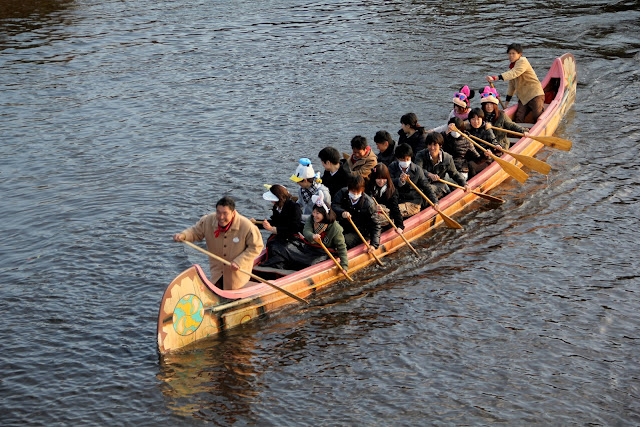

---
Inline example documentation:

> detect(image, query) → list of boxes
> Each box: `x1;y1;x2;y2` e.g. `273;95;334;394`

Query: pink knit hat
453;85;472;108
480;86;499;105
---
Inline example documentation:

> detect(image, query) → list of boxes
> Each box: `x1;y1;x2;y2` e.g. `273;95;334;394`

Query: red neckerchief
509;61;516;69
214;213;235;238
352;146;371;162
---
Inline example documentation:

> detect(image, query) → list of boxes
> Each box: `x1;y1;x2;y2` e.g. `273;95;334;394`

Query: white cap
262;190;279;202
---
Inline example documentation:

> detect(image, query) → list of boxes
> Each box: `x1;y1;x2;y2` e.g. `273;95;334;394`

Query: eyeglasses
480;92;497;98
454;93;468;101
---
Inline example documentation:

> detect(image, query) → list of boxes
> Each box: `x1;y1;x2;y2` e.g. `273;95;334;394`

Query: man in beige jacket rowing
173;196;263;290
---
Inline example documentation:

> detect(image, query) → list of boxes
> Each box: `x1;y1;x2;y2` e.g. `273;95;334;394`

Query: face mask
451;131;460;139
398;160;411;169
348;192;361;202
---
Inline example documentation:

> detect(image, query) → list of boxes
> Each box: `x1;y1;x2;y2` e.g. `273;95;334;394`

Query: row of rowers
173;43;542;289
173;84;532;287
251;80;533;271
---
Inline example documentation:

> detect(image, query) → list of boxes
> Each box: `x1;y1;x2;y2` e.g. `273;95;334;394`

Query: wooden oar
466;133;551;175
315;238;354;282
372;197;419;257
250;219;264;225
489;81;507;110
346;216;383;266
437;178;505;204
182;240;309;304
490;125;572;151
405;177;463;230
452;126;529;184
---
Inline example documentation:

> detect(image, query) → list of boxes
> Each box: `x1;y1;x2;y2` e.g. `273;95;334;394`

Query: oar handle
182;240;309;304
346;216;383;266
489;81;507;110
405;177;435;208
451;126;499;159
372;197;419;257
467;132;506;154
438;178;505;204
316;238;354;282
490;125;524;138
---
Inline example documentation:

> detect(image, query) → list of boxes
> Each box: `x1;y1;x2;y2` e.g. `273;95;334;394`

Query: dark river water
1;0;639;425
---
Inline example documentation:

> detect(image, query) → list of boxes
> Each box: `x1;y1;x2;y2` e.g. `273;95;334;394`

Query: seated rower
290;157;331;226
262;194;348;273
301;197;349;272
398;113;427;157
173;196;263;290
442;117;482;180
415;132;469;199
332;175;381;251
462;108;501;179
388;143;439;217
486;42;545;123
428;85;475;133
365;163;404;232
318;146;351;199
373;130;397;167
346;135;377;180
257;184;303;269
480;86;529;149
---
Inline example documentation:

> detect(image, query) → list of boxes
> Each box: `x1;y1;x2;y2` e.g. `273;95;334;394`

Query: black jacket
268;199;302;241
376;141;397;167
415;149;467;187
398;129;427;158
322;162;351;199
388;160;438;206
368;184;404;230
331;189;381;248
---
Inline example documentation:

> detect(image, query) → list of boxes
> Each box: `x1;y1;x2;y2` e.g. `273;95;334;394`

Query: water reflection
0;0;75;47
158;333;261;423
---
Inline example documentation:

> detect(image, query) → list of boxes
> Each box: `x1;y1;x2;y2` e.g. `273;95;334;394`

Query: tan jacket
501;56;544;105
181;212;264;290
346;148;377;179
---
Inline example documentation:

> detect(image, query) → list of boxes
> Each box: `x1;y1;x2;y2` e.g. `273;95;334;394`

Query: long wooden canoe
158;53;577;354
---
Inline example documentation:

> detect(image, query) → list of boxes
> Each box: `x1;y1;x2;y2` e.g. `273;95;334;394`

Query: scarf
301;182;318;204
374;184;387;200
214;213;235;238
351;146;371;163
509;61;515;69
485;111;497;124
313;222;328;242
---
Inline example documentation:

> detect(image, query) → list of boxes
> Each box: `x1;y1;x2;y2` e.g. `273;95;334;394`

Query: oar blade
533;135;572;151
510;153;552;175
439;210;463;230
493;155;529;183
472;191;505;204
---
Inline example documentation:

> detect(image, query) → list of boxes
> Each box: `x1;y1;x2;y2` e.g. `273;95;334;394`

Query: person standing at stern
486;43;545;123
